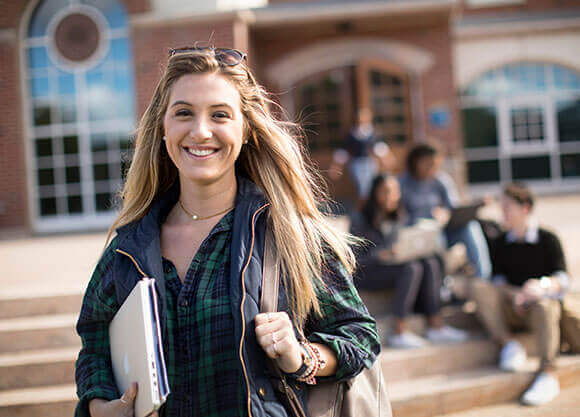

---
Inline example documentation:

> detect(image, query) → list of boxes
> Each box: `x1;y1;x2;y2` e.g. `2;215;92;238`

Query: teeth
187;148;215;157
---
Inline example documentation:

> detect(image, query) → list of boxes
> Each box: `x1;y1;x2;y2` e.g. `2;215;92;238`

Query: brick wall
252;15;462;151
0;39;28;229
131;19;237;118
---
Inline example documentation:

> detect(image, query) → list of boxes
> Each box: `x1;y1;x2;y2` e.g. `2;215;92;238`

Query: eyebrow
169;100;235;110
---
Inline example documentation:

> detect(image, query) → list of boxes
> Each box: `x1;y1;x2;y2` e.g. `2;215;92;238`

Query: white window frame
22;0;134;233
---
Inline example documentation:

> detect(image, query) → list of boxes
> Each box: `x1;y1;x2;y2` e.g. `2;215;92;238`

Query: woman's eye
175;109;191;117
214;111;230;119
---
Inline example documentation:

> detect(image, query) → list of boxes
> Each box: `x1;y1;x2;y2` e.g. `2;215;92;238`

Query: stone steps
0;313;79;353
0;384;76;417
380;333;537;383
0;293;82;320
434;384;580;417
0;347;78;390
388;355;580;417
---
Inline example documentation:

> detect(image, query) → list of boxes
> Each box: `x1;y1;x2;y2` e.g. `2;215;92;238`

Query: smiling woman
162;73;245;189
74;46;381;417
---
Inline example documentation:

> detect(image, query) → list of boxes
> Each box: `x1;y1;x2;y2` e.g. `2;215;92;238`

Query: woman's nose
189;117;212;141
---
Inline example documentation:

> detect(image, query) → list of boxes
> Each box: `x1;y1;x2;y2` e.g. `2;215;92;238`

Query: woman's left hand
255;312;303;374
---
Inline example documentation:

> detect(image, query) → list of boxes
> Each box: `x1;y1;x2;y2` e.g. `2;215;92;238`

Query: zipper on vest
116;249;148;278
239;202;269;417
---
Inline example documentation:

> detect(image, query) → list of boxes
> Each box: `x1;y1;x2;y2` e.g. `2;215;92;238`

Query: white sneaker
521;372;560;406
425;325;468;344
389;331;428;349
499;340;527;372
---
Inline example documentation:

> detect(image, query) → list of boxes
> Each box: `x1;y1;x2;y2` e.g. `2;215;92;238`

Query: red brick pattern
131;20;236;118
0;40;28;228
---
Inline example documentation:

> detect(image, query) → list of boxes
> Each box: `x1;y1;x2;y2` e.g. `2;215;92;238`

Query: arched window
25;0;135;232
461;62;580;189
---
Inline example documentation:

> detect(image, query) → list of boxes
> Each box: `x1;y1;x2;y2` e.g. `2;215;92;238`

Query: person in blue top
398;142;492;280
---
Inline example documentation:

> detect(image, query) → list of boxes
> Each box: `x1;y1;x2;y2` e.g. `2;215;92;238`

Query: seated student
470;183;569;406
350;174;467;349
399;142;492;279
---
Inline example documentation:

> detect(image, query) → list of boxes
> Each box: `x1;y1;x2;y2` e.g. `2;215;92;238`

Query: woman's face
376;177;401;214
414;154;442;180
162;73;245;187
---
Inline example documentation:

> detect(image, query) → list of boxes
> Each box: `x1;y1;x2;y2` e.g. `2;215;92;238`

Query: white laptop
381;219;443;264
109;278;170;417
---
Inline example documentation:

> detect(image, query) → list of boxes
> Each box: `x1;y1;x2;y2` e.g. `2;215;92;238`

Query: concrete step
0;384;76;417
0;313;79;353
0;293;82;320
0;347;78;390
434;383;580;417
389;355;580;417
380;333;537;383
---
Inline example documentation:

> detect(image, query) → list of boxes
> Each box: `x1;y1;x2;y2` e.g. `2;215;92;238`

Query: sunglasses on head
168;46;247;66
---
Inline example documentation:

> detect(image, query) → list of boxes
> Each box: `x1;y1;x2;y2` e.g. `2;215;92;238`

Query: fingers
255;312;290;327
117;382;138;416
255;313;297;359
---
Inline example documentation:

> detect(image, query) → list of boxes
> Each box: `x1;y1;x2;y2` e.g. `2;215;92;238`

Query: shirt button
180;300;189;307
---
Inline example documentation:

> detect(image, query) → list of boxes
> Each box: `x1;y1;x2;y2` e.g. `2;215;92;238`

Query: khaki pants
470;280;561;368
561;293;580;353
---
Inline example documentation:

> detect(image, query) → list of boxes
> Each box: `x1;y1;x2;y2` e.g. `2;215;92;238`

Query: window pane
557;99;580;143
28;47;49;69
33;104;51;126
35;138;53;157
462;107;498;148
39;197;57;216
67;195;83;214
65;166;81;183
59;99;77;124
57;71;75;95
511;156;551;180
37;168;55;186
467;160;500;184
561;154;580;177
30;77;50;98
93;164;110;181
95;193;112;212
510;106;544;143
63;135;79;154
554;66;580;90
91;133;108;152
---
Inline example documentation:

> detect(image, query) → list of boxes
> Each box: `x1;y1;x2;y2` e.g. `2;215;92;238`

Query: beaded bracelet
296;341;320;385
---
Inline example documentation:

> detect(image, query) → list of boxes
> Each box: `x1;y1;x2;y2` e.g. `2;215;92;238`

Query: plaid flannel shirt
75;209;380;417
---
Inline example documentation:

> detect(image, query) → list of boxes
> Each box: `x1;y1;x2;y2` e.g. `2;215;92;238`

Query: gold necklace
178;200;234;221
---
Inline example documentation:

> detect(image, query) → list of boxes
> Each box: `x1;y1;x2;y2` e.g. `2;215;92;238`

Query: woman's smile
182;144;220;159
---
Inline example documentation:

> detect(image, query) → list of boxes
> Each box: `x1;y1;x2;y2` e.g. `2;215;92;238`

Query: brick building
0;0;578;233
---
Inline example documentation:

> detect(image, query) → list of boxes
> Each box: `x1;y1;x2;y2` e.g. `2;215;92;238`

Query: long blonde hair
108;50;359;325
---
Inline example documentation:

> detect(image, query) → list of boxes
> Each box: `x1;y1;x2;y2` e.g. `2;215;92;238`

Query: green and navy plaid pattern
160;209;246;416
75;209;380;417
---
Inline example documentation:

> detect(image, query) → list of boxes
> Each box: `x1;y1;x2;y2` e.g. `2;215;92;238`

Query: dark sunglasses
168;46;247;66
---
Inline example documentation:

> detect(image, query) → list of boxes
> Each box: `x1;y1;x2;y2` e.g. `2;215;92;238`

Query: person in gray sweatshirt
399;143;491;279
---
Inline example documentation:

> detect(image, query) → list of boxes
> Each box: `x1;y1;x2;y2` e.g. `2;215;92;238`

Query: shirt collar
506;219;539;244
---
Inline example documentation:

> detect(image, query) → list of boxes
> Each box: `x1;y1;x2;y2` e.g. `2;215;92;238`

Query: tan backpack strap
261;229;280;313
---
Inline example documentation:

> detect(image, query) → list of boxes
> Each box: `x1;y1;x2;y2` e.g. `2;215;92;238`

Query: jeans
356;257;442;318
445;220;492;279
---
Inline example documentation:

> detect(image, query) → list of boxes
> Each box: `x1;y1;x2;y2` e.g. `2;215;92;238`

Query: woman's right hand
88;382;158;417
